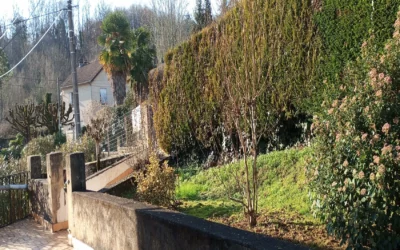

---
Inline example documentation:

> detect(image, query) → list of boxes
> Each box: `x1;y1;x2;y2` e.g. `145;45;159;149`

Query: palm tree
98;12;133;106
128;27;156;103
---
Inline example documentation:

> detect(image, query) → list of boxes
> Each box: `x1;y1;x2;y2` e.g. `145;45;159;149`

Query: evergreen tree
193;0;212;33
204;0;213;25
193;0;205;32
0;48;9;84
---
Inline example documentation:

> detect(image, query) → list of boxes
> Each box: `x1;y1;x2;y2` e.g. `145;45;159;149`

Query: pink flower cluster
382;123;391;134
369;68;392;90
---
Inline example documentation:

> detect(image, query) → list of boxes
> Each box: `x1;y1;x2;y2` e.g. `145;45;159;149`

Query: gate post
47;152;68;232
28;155;41;179
66;152;86;245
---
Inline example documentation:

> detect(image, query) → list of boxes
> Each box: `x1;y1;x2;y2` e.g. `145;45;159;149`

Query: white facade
61;70;115;139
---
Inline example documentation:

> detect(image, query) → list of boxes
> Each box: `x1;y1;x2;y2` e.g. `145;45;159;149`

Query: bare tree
86;106;112;171
217;1;273;226
150;0;192;63
216;0;317;227
5;102;37;142
217;0;236;16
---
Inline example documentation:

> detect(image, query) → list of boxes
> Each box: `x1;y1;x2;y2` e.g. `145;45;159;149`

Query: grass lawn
176;147;344;250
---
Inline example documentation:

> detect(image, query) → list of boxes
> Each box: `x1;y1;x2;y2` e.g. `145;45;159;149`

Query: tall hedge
312;0;400;111
151;0;400;156
151;0;320;154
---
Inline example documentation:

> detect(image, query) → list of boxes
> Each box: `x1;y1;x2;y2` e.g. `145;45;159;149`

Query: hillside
176;147;343;249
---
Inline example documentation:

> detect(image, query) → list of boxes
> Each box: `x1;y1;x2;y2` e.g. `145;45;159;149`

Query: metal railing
0;172;30;228
101;108;147;158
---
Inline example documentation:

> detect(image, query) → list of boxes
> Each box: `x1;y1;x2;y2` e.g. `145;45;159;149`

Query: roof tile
61;60;104;88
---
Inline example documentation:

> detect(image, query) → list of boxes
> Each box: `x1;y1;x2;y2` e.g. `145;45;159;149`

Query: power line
7;76;57;82
2;12;65;50
0;10;65;79
1;6;78;30
0;18;17;41
3;10;66;29
0;0;42;44
0;84;56;89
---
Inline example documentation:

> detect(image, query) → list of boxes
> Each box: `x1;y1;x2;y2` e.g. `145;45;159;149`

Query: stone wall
71;192;308;250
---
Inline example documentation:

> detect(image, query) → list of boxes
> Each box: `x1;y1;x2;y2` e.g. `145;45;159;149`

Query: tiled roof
61;60;103;88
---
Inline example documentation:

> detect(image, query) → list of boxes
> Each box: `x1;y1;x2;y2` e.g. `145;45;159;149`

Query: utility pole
0;86;3;120
67;0;81;140
57;77;61;133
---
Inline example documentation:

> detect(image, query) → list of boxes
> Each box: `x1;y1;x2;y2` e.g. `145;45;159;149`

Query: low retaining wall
29;179;51;222
71;192;308;250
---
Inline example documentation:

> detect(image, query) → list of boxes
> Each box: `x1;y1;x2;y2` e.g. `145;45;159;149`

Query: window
100;88;107;105
69;92;74;106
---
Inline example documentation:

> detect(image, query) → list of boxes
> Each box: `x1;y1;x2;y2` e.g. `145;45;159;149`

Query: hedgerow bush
60;134;96;163
20;134;59;172
151;0;400;158
0;157;23;176
310;12;400;249
151;0;320;156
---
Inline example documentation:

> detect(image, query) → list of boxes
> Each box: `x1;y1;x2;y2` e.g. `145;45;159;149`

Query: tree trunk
248;209;257;228
96;142;100;171
111;71;127;106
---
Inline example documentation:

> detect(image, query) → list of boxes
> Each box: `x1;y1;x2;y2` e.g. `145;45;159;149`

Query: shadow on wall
134;208;304;250
70;192;308;250
29;180;51;222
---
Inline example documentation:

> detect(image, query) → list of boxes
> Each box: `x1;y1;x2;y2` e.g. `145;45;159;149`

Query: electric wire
6;76;57;82
2;8;71;29
0;0;43;42
0;18;16;40
0;9;65;79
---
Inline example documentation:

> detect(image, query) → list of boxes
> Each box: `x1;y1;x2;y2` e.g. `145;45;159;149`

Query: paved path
0;219;71;250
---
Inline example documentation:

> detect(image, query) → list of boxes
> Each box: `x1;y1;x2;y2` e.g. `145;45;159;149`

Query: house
61;60;116;140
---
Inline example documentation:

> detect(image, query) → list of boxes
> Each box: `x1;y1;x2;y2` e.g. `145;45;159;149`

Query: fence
100;106;149;159
0;172;30;228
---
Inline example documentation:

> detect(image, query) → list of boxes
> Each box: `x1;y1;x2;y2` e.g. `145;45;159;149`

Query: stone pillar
47;152;68;232
66;152;86;244
28;155;41;179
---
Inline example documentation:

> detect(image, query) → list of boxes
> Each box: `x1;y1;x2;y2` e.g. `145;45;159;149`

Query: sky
0;0;219;21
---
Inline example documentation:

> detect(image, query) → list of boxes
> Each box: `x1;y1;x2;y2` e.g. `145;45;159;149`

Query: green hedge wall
151;0;400;155
151;0;320;154
313;0;400;110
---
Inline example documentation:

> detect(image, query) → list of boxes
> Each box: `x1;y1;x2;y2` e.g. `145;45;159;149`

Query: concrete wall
71;192;308;250
29;179;51;222
28;153;68;232
85;154;129;177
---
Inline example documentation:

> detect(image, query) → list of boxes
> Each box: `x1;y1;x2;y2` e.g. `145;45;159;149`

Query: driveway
0;219;71;250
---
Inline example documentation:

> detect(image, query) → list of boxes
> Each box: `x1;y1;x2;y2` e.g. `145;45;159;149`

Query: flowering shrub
310;12;400;249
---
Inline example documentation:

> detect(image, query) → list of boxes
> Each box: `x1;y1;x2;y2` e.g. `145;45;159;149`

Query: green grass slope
176;147;314;220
